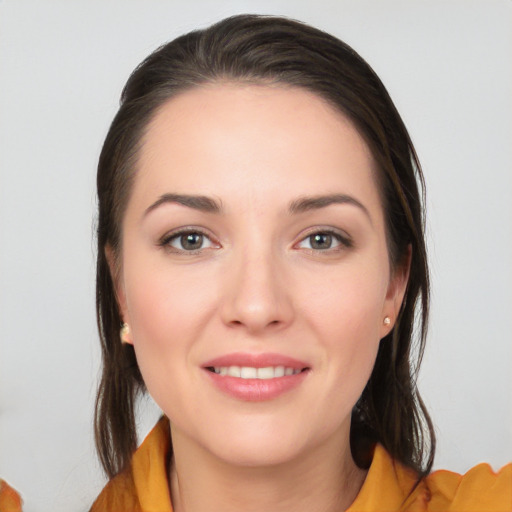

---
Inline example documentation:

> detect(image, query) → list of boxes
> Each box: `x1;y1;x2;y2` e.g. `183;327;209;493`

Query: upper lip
202;352;310;370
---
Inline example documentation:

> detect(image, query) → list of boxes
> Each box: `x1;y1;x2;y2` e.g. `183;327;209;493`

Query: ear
381;245;411;338
105;244;133;345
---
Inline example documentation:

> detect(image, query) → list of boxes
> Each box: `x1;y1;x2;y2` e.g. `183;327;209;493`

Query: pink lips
202;352;310;402
203;352;309;369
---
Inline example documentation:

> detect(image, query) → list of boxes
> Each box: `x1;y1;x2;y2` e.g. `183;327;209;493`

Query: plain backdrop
0;1;511;511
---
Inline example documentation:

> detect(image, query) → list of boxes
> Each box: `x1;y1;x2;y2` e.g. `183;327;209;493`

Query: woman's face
114;84;408;467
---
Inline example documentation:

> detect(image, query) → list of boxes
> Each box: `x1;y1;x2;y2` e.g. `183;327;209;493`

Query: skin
111;84;409;512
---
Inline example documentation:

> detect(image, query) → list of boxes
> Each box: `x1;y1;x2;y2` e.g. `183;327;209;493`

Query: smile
207;366;304;379
202;354;310;401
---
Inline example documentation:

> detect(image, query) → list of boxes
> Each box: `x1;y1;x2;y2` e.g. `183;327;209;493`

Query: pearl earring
120;323;131;344
383;316;391;326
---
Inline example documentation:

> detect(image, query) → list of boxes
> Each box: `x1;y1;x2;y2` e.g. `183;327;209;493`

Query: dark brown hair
95;14;435;479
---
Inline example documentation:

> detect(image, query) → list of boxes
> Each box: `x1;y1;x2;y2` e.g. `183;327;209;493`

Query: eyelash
296;229;353;253
158;227;218;254
158;228;353;254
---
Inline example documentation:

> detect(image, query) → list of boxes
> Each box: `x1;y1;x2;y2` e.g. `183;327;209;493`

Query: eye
160;229;217;253
297;230;352;251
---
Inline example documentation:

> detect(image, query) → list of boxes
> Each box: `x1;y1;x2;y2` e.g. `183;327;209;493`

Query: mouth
202;353;310;401
205;365;308;379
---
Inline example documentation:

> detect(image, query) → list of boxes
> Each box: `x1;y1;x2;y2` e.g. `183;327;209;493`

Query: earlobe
120;322;133;345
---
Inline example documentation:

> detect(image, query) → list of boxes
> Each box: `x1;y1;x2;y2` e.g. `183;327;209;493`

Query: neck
169;426;367;512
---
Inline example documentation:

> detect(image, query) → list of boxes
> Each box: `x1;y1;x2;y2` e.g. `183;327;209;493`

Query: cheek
121;255;218;399
123;250;217;336
304;260;388;340
302;262;388;395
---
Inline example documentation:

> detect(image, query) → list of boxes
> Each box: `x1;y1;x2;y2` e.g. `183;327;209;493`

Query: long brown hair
95;14;435;479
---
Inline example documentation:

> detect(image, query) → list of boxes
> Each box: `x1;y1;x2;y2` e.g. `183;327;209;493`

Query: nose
219;246;294;334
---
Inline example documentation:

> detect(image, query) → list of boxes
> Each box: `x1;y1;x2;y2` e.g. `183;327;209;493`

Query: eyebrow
144;192;371;222
144;193;222;216
288;194;372;223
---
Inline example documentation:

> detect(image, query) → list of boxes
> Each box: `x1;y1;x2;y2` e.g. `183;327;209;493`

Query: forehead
134;83;380;214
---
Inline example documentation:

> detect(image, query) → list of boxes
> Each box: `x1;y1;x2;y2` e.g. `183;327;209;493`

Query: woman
90;15;510;512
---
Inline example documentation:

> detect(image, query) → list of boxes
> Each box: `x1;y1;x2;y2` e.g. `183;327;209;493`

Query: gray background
1;1;511;511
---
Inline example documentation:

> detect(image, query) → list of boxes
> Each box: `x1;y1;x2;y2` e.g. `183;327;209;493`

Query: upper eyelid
296;226;352;242
160;226;211;238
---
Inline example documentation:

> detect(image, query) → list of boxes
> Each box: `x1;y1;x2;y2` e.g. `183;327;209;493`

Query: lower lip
203;369;309;401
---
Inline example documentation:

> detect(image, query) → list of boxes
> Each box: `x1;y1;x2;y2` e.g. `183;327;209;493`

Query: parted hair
95;14;435;479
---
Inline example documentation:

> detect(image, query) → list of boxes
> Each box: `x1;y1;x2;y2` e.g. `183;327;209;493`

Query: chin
198;412;337;469
210;433;306;468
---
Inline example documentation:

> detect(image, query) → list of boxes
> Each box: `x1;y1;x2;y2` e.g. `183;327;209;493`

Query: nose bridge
220;231;292;332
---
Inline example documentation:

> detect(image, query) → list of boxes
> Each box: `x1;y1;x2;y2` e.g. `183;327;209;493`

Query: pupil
311;233;331;249
181;233;203;250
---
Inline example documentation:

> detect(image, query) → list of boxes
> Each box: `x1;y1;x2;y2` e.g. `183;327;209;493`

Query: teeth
211;366;302;379
240;367;257;379
227;366;241;377
274;365;285;377
257;367;274;379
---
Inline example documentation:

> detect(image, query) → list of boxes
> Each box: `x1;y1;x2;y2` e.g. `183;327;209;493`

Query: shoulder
90;416;172;512
350;445;511;512
89;470;141;512
0;479;23;512
426;461;512;511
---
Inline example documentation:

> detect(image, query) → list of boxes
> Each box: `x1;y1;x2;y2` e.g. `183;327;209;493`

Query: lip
202;352;309;369
202;352;310;402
